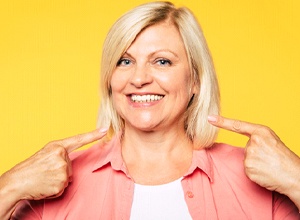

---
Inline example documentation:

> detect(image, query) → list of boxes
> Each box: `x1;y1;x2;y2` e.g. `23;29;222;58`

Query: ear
190;68;200;95
188;82;199;104
191;80;199;96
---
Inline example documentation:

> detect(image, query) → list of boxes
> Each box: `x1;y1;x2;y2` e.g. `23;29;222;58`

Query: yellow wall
1;0;299;174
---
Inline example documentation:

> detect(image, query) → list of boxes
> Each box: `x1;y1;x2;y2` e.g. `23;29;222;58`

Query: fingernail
207;115;218;122
99;128;109;133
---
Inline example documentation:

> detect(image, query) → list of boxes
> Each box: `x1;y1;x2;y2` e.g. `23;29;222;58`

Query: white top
130;178;192;220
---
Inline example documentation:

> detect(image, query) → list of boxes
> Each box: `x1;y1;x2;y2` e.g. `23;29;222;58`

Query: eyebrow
123;49;179;59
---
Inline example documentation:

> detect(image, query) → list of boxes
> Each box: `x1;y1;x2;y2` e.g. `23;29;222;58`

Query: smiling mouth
131;94;164;102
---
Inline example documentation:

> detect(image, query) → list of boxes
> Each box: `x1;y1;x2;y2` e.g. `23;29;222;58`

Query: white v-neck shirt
130;178;192;220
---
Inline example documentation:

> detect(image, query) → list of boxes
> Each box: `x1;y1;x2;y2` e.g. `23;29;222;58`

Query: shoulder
208;142;244;155
69;142;105;163
69;138;115;166
205;143;253;187
206;143;273;212
207;142;245;163
204;143;270;198
191;143;248;185
66;137;120;180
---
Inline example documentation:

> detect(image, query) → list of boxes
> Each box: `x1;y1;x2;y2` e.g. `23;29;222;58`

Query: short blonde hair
97;1;220;148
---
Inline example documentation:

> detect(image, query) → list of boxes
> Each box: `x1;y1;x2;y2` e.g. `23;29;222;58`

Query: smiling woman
1;1;300;220
99;3;219;148
111;22;196;136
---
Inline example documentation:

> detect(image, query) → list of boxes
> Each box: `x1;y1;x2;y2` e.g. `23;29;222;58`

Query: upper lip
126;92;165;96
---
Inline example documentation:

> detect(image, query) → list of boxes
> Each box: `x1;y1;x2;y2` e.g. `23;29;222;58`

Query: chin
126;120;161;132
133;124;158;131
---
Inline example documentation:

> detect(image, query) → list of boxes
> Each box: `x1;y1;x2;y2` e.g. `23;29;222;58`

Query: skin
0;128;108;219
110;21;197;185
208;115;300;210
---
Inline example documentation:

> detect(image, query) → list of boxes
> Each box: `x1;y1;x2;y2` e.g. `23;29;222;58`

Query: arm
208;115;300;210
0;128;108;219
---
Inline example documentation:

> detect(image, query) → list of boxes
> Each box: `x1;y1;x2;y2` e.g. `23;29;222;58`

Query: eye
117;58;132;66
156;59;172;66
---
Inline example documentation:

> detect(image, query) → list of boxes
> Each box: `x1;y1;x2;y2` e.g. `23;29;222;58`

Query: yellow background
1;0;299;174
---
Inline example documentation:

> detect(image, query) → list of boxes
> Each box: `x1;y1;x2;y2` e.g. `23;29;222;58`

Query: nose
130;64;153;88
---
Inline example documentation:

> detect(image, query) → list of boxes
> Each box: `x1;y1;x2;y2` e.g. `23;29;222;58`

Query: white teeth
131;94;164;102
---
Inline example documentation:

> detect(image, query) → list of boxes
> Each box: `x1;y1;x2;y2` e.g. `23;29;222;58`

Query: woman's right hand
0;128;107;219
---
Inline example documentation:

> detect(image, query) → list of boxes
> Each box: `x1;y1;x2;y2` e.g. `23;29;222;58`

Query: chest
42;168;273;220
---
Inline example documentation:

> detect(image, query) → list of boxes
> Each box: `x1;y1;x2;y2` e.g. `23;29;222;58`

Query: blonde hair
97;1;220;148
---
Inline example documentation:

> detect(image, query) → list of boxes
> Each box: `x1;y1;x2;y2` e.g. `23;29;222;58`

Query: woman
1;1;300;219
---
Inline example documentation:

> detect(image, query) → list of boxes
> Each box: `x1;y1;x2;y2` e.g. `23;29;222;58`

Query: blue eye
117;58;131;66
157;59;171;66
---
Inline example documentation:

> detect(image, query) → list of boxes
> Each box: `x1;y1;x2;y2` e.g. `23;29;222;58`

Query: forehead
126;22;187;55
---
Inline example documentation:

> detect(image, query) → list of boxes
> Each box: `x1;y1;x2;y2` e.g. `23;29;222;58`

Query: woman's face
110;21;197;132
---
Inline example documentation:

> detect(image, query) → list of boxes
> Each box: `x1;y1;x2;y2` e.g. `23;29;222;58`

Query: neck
122;125;192;156
121;125;193;185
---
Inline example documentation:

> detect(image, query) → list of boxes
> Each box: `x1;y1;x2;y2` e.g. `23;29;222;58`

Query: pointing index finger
208;115;261;137
56;128;108;153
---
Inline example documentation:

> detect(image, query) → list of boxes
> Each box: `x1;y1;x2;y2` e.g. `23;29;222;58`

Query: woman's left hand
208;115;300;209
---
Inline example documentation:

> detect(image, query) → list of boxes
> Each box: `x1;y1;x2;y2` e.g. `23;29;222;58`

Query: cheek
110;72;126;93
110;72;130;113
110;74;123;109
159;71;191;95
110;73;119;92
110;90;124;119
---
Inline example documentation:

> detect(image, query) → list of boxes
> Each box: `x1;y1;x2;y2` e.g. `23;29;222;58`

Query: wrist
283;178;300;210
279;157;300;210
0;172;24;219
